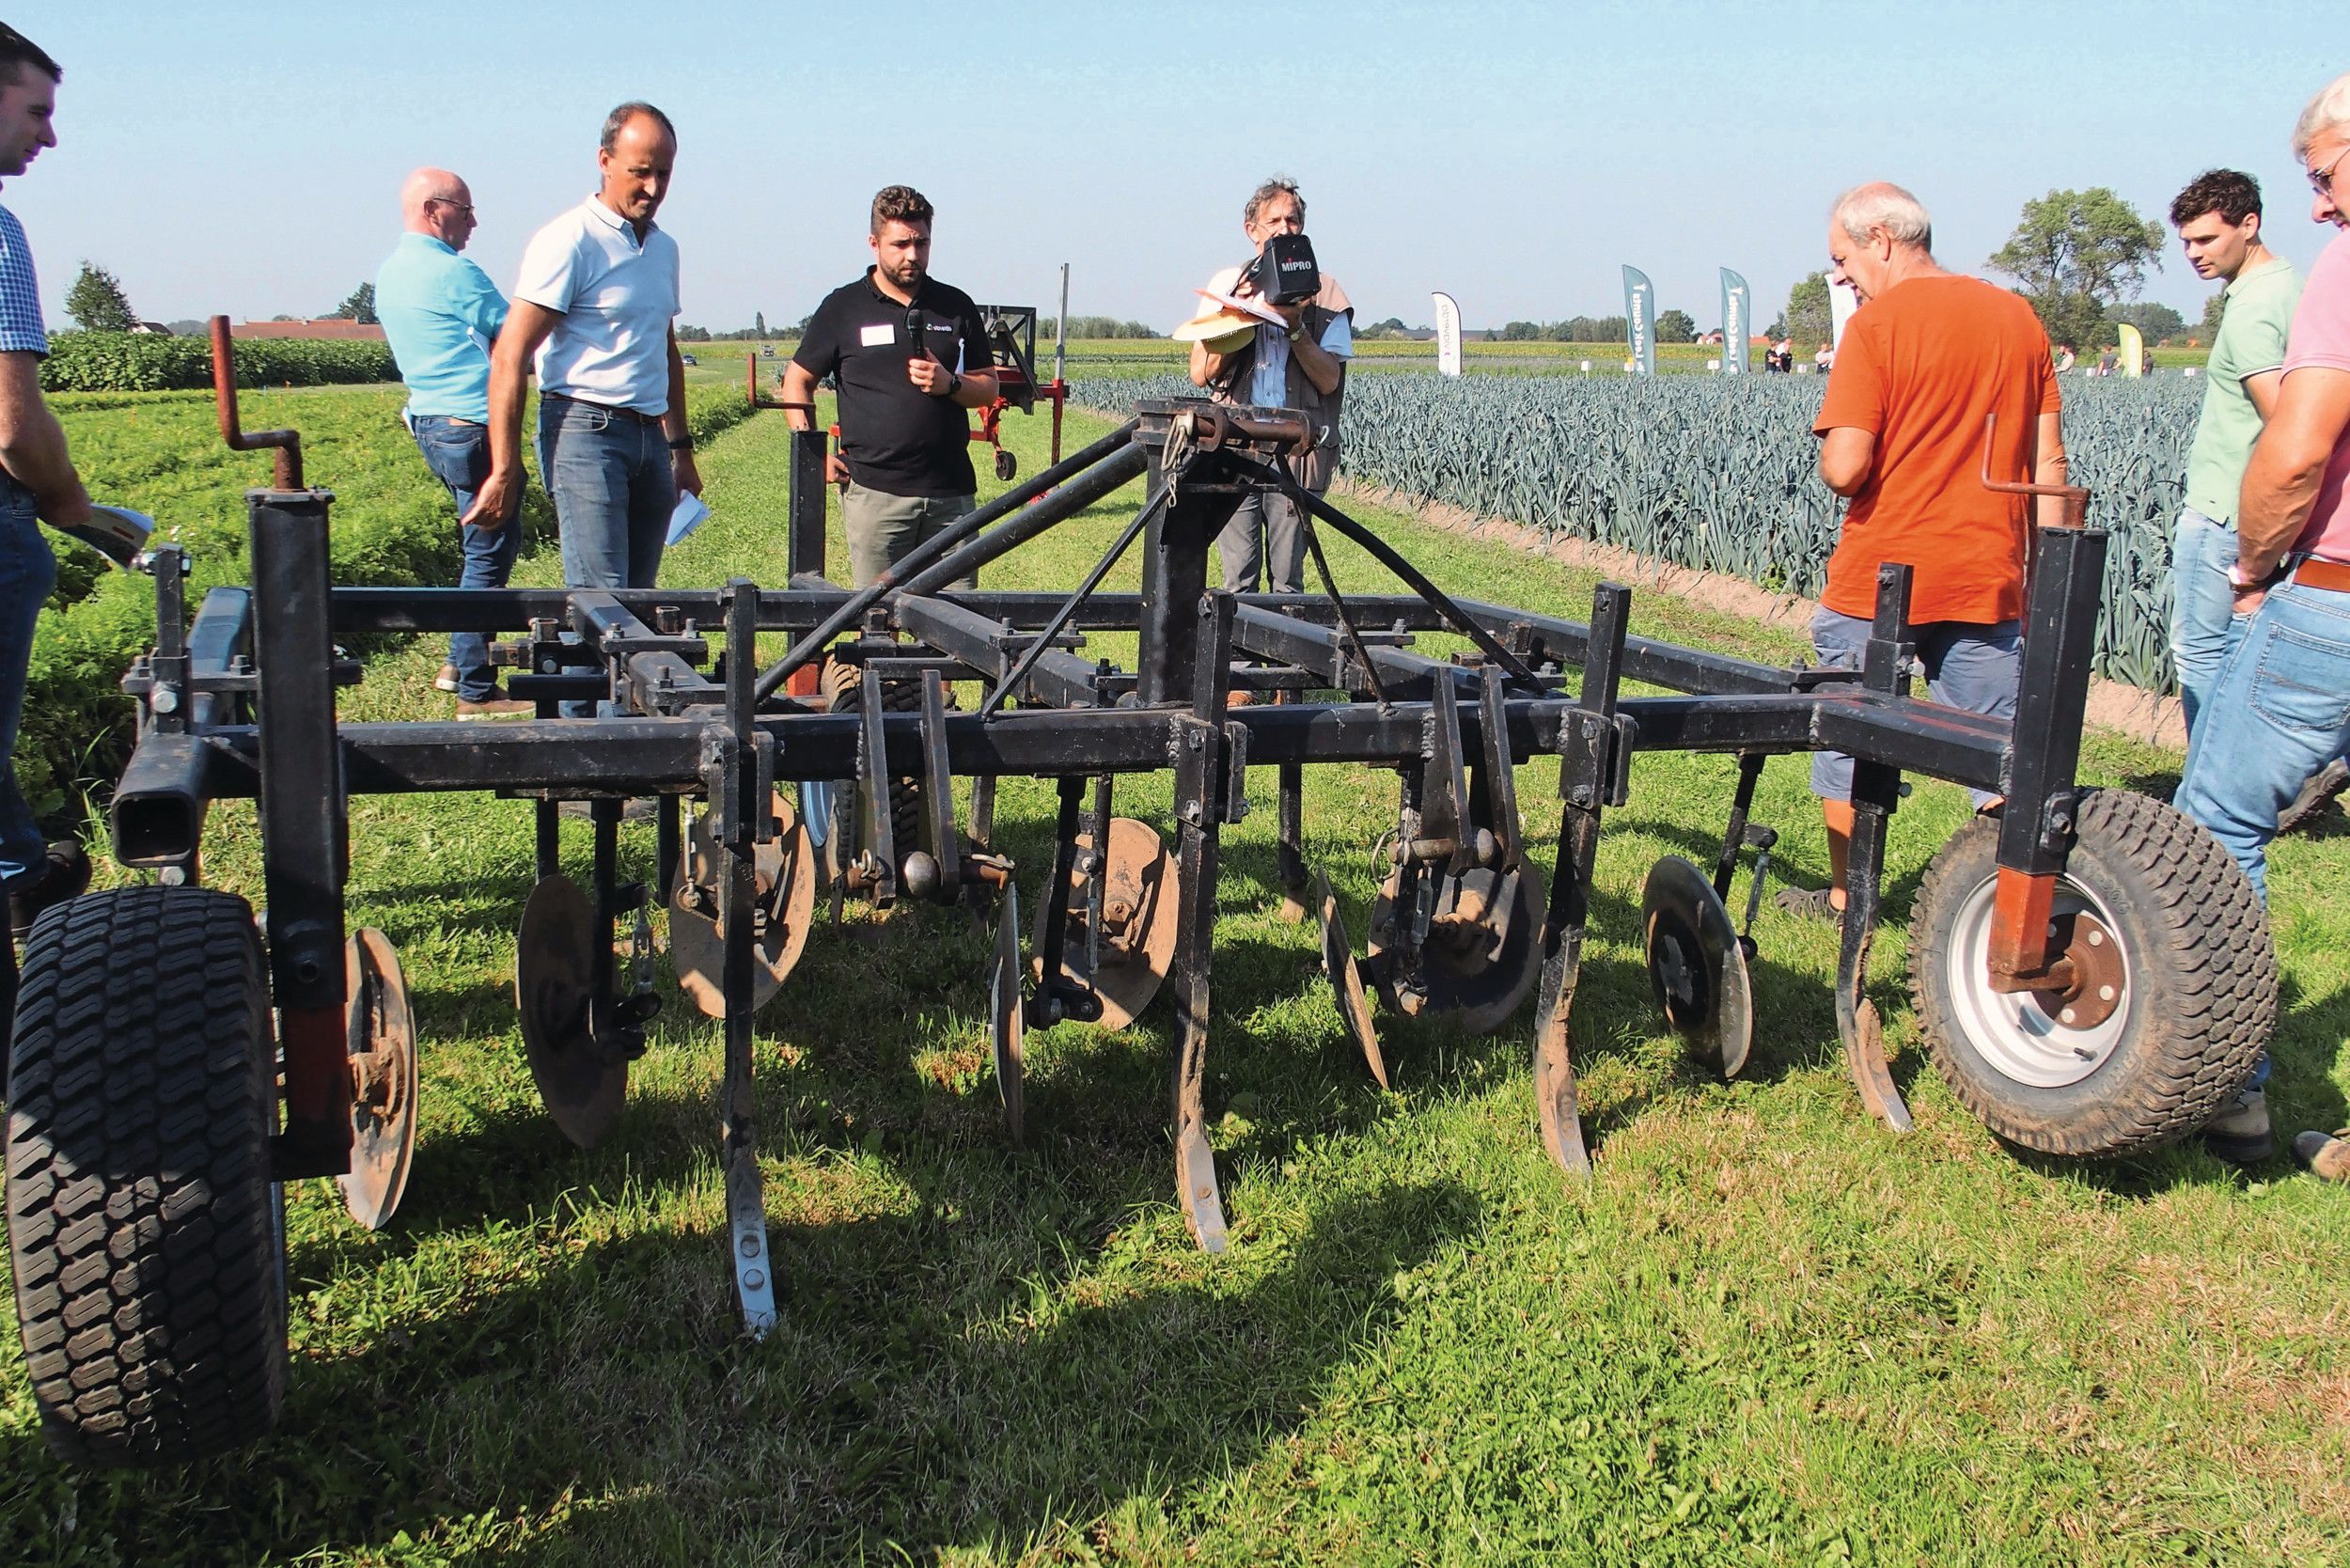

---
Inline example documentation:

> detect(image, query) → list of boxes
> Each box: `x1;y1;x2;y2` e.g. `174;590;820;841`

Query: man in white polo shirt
465;102;696;698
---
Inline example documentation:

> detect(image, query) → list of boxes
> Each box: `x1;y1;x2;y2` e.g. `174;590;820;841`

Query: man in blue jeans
2176;71;2350;1172
465;102;697;719
375;165;530;719
0;25;93;1082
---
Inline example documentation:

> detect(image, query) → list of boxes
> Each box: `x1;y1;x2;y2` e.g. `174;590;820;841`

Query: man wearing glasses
375;167;529;719
2175;71;2350;1178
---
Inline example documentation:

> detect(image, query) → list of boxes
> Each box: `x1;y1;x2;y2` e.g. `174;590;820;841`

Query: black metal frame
109;395;2107;1318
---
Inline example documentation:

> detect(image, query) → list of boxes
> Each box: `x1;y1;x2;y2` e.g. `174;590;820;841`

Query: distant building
230;318;387;341
128;321;173;336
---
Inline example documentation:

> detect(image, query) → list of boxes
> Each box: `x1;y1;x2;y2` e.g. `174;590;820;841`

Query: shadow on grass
5;1122;1479;1565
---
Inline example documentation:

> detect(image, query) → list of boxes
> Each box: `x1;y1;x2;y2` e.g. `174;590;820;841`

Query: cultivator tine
1315;870;1387;1088
985;878;1027;1141
1170;591;1238;1253
1837;760;1913;1133
718;583;779;1337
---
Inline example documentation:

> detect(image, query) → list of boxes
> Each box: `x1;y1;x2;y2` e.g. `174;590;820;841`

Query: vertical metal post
718;578;777;1336
246;488;351;1179
1169;591;1237;1251
1837;562;1916;1132
1531;581;1632;1178
1987;525;2107;983
787;428;829;582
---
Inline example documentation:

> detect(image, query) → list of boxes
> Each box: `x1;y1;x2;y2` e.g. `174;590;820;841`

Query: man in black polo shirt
782;185;998;588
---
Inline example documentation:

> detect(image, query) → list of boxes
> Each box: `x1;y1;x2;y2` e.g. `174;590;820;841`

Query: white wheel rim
1944;873;2133;1089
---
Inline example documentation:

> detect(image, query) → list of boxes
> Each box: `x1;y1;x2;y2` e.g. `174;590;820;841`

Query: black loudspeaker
1246;233;1321;306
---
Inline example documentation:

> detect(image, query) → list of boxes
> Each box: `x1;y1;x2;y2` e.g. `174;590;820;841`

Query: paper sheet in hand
1192;286;1286;327
666;491;711;546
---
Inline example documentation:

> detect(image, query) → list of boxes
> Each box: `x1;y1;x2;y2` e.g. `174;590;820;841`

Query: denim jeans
2175;575;2350;905
538;395;674;716
0;474;56;887
1806;609;2020;807
2169;507;2236;736
412;416;522;702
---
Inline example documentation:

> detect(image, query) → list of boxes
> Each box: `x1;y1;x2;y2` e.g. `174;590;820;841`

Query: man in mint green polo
2169;169;2300;738
375;166;529;719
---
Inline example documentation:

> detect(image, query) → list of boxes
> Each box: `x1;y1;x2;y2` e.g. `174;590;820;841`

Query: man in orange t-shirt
1781;180;2069;919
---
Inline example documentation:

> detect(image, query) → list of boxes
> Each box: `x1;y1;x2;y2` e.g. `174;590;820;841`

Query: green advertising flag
1622;265;1656;375
1719;269;1750;376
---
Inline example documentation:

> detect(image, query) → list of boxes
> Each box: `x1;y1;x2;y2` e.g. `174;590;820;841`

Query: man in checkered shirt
0;23;92;1088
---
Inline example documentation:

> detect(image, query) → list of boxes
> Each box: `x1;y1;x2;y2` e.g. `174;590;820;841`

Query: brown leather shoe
455;696;534;722
2294;1129;2350;1182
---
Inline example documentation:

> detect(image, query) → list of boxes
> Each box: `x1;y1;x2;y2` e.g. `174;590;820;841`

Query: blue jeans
2169;508;2236;736
0;475;55;887
537;395;674;716
2175;574;2350;905
1807;608;2020;808
412;415;522;702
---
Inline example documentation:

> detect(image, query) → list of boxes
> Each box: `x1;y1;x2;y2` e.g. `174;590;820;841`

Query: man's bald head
401;166;478;250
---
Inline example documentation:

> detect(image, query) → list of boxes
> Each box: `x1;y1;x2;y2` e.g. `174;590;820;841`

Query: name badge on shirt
859;322;896;348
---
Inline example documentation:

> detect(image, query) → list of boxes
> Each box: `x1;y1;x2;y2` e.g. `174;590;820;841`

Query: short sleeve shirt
792;270;989;496
2185;258;2301;525
375;232;509;421
513;196;681;416
2281;230;2350;562
1815;274;2061;624
0;206;49;356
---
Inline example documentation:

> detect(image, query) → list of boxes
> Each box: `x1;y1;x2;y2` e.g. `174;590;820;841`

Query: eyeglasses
428;196;476;215
2311;143;2350;198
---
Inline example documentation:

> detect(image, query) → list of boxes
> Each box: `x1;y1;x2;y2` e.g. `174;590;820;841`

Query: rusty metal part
1030;817;1179;1029
989;878;1026;1142
515;871;628;1148
1533;810;1602;1178
1978;411;2089;529
1367;861;1547;1034
1640;855;1753;1079
671;792;815;1018
1984;867;2083;994
208;316;304;489
336;929;417;1231
1315;870;1387;1088
2030;910;2123;1030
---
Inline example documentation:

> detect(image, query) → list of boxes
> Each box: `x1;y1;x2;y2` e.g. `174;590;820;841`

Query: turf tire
6;886;288;1466
1908;788;2276;1157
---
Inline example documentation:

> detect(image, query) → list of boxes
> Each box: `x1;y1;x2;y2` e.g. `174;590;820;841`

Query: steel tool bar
979;487;1169;718
752;420;1142;701
892;440;1150;599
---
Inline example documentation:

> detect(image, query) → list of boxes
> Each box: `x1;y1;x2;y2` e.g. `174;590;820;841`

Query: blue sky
10;3;2344;337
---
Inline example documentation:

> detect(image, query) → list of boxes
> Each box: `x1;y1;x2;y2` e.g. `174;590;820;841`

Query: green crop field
3;386;2346;1566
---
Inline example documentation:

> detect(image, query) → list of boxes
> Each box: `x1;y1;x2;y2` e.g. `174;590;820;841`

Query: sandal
1773;885;1841;923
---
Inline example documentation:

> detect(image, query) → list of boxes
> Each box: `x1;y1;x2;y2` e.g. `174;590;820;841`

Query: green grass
2;387;2345;1565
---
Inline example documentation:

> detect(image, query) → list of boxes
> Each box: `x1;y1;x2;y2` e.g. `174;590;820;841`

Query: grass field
2;386;2344;1565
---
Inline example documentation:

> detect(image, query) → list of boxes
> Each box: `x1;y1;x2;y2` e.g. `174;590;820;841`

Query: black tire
6;886;287;1466
1909;788;2276;1157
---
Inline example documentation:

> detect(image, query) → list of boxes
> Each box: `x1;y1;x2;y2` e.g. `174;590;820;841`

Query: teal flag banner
1622;265;1655;375
1719;269;1749;376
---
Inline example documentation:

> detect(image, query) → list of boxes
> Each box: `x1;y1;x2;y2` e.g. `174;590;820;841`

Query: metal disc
516;871;627;1149
1031;817;1181;1029
990;878;1026;1141
337;928;417;1231
1640;854;1754;1078
1367;860;1548;1034
672;792;816;1019
1315;870;1388;1088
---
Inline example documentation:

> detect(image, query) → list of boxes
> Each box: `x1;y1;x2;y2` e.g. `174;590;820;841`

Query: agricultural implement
3;351;2274;1466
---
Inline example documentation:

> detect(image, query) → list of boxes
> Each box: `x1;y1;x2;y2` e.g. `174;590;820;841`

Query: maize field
1076;372;2201;692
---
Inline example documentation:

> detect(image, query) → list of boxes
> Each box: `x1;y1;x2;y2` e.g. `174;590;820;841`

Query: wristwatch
1286;323;1306;343
945;369;963;398
2228;559;2280;590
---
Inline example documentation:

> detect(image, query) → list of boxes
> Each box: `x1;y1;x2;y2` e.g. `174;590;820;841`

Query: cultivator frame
8;374;2277;1466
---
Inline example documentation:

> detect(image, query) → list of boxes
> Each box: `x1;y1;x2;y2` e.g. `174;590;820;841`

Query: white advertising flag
1432;292;1463;377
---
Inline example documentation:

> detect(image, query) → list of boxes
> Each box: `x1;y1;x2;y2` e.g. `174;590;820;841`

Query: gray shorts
1808;607;2020;804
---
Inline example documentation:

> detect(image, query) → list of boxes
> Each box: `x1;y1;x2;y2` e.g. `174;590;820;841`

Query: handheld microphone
904;306;926;361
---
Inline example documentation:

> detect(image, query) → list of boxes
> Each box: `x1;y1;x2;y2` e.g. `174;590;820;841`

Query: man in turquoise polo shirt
2169;169;2301;740
375;166;529;719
